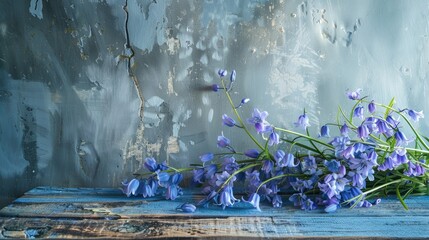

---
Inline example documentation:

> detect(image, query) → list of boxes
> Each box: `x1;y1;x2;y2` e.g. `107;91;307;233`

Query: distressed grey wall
1;0;429;208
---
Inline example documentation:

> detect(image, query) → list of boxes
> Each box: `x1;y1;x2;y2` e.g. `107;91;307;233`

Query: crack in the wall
120;0;145;120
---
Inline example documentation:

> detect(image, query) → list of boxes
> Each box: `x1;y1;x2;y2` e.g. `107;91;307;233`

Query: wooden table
0;187;428;239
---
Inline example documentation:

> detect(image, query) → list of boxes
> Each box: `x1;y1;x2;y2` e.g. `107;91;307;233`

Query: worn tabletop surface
0;186;428;239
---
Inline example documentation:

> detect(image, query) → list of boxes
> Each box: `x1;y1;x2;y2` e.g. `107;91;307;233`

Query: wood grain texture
0;186;428;239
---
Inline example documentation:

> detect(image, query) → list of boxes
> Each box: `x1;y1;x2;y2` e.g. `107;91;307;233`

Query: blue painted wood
1;186;428;238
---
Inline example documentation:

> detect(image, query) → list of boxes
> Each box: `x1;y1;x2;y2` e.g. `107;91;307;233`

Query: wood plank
0;216;426;239
1;187;429;238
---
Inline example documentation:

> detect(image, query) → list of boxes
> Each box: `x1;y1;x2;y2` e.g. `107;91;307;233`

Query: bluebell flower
165;173;183;200
247;108;271;133
348;171;365;188
219;186;239;209
347;88;362;100
245;170;261;192
376;119;392;136
319;125;330;138
268;131;280;146
294;113;310;129
302;198;317;211
324;160;341;173
394;130;409;146
204;164;217;180
121;178;140;197
340;186;363;206
368;100;376;114
301;154;317;174
340;123;349;136
324;204;338;213
216;171;236;187
236;98;250;109
386;115;400;127
262;160;274;174
144;157;158;172
218;69;227;77
378;156;395;171
392;148;408;165
244;149;260;158
212;84;221;92
217;135;230;148
404;160;426;177
341;145;355;159
243;193;261;211
318;172;349;199
354;105;364;119
241;98;250;104
222;114;236;127
291;178;313;192
271;194;283;208
199;153;214;163
230;70;236;82
193;167;205;184
348;150;378;180
364;117;378;133
157;172;170;187
222;156;239;173
277;152;297;168
330;136;351;157
357;124;370;139
407;109;424;122
289;193;307;207
176;203;196;213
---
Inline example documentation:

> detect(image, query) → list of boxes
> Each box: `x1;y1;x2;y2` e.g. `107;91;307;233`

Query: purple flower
378;148;408;171
217;135;231;148
157;172;170;186
204;164;217;180
368;100;376;114
197;190;218;207
394;130;409;146
212;84;221;92
357;124;370;139
302;198;317;211
176;203;196;213
262;160;274;174
404;160;426;177
348;151;378;181
193;168;205;183
289;193;307;207
301;154;317;174
121;178;140;197
144;157;159;172
230;70;236;82
222;157;239;173
268;131;280;146
294;113;310;129
291;178;313;192
219;186;239;209
408;109;424;122
241;98;250;104
324;160;341;173
272;194;283;208
354;105;364;119
376;120;392;136
319;125;330;138
222;114;236;127
347;88;362;100
218;69;227;77
275;151;297;168
216;171;236;187
199;153;214;163
244;149;260;158
318;172;349;199
243;193;261;211
324;204;338;213
340;123;349;137
247;108;271;133
386;115;400;127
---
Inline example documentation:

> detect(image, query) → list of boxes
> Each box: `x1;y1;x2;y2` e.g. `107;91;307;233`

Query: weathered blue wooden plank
1;187;429;238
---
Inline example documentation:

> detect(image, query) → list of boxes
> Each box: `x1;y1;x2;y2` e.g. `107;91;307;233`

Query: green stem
275;127;334;150
221;78;265;150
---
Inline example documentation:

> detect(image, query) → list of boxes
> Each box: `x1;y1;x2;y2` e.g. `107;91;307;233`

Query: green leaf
384;97;395;119
396;183;409;210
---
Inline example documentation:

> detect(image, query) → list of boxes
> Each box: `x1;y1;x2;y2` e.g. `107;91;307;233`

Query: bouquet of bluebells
122;69;429;213
193;69;428;213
